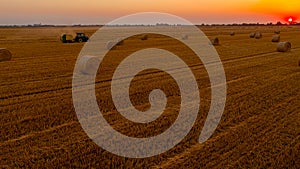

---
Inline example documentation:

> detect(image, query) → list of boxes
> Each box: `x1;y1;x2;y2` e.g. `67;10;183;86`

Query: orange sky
0;0;299;25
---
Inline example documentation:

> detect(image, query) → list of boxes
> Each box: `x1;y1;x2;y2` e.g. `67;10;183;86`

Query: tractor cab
74;32;89;42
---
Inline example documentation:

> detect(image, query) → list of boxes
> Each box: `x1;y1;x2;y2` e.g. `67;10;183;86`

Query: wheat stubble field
0;26;299;168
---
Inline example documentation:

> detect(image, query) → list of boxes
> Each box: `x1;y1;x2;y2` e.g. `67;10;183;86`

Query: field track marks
0;121;77;146
0;85;71;101
221;47;300;64
228;125;300;168
1;46;297;101
1;53;297;138
153;94;299;169
212;98;300;168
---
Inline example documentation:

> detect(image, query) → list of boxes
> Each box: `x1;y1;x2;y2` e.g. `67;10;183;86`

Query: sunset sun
285;16;297;24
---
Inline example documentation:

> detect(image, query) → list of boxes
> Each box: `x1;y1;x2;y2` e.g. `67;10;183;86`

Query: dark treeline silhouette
0;24;102;28
0;22;299;28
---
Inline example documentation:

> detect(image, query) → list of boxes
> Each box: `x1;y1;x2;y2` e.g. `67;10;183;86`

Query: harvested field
0;26;300;168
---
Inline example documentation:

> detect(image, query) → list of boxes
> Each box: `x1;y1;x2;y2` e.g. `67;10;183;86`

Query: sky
0;0;299;25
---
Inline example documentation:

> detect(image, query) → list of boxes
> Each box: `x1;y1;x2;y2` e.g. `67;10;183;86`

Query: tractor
74;32;89;43
60;32;89;43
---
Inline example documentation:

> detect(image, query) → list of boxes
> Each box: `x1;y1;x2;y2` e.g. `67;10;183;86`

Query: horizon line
0;22;299;27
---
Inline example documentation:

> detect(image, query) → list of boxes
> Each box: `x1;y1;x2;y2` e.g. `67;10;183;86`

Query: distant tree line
199;21;300;26
0;22;299;28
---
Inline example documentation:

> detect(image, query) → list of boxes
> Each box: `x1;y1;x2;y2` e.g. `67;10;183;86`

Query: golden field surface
0;26;300;168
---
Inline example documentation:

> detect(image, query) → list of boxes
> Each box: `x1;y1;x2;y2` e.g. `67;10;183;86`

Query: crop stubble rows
0;26;299;168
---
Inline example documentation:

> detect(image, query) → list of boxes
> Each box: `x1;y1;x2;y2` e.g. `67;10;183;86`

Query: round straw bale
141;34;148;40
0;48;12;62
106;41;117;50
230;32;235;36
250;32;255;38
210;38;219;46
272;35;280;42
181;34;189;40
116;38;124;45
77;55;99;75
274;30;280;34
255;32;262;39
277;42;291;52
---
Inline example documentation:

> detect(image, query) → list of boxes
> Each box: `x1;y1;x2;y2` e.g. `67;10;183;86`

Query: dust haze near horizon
0;0;299;25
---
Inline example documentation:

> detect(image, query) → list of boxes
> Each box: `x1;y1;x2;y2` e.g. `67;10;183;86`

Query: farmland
0;26;300;168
